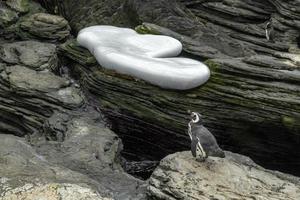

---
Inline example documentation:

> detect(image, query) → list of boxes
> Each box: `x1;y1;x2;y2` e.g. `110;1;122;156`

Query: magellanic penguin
265;19;275;42
188;112;225;161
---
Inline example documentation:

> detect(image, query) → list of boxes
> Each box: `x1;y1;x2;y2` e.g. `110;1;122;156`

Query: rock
38;0;130;32
0;5;19;28
6;0;29;13
0;126;146;199
0;41;58;71
148;151;300;200
0;134;106;198
20;13;71;41
34;116;147;199
0;0;45;40
0;40;83;137
53;0;300;176
2;183;111;200
59;38;300;176
77;25;210;90
59;39;97;66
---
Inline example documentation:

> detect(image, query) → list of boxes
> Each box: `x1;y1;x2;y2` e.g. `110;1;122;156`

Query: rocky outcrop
0;10;148;198
0;116;147;199
0;41;58;70
148;151;300;200
0;40;83;137
46;0;300;176
0;0;70;42
19;13;70;41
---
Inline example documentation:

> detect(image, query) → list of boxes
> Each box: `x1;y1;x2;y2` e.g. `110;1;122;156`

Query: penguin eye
192;114;197;121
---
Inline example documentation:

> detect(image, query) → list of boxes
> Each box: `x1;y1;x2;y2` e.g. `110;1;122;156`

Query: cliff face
39;0;300;176
0;0;300;199
0;1;147;199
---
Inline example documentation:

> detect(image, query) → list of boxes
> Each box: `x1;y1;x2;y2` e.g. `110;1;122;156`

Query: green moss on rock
6;0;29;13
59;40;97;66
135;24;160;35
0;7;18;28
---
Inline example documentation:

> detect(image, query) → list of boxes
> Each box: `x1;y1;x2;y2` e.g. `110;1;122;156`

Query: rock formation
1;0;300;198
148;151;300;200
49;0;300;176
0;118;146;199
0;2;147;199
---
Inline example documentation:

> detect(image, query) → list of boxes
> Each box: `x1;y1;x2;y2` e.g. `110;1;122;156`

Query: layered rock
19;13;70;41
0;40;83;137
42;0;300;176
148;151;300;200
0;0;44;40
0;0;70;42
0;41;58;70
0;116;146;199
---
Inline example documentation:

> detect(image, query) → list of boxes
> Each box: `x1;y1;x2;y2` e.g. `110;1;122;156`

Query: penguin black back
189;112;225;159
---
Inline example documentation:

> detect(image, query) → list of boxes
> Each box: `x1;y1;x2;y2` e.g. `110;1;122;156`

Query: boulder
0;118;147;199
0;5;19;28
148;151;300;200
6;0;29;13
20;13;70;41
0;41;58;71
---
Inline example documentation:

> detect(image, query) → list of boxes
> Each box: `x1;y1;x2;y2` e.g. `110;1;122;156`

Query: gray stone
20;13;71;41
148;151;300;200
6;0;29;13
0;41;58;71
0;6;18;28
0;41;83;137
0;117;147;199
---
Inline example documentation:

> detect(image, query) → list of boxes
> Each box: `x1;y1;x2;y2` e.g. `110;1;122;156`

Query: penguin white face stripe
265;21;271;41
191;112;200;123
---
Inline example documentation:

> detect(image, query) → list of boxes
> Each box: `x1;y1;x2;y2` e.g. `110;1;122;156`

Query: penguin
265;19;275;42
188;112;225;161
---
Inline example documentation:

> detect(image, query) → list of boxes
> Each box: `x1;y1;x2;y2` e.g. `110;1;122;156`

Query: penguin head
190;112;202;124
266;18;273;29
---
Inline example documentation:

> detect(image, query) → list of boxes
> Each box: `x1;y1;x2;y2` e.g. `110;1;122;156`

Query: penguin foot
196;157;207;162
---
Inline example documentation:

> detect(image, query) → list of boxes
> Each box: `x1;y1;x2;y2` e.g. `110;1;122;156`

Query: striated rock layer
0;40;83;137
52;0;300;176
0;117;146;199
148;151;300;200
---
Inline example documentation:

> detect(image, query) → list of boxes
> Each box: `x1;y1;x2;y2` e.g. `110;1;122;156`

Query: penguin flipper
191;138;198;157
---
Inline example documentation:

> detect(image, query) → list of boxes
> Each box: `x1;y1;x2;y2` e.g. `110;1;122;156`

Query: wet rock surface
148;151;300;200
